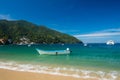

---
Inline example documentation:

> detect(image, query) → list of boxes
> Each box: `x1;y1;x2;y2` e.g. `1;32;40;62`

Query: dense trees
0;20;82;44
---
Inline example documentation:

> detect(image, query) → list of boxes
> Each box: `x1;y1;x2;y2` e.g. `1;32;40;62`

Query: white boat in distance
84;43;87;46
106;40;115;45
36;48;71;55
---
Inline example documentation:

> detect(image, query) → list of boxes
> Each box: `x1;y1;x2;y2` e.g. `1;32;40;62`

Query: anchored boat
36;48;71;55
106;40;115;45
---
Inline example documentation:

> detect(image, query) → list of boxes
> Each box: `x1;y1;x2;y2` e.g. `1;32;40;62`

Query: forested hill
0;20;82;44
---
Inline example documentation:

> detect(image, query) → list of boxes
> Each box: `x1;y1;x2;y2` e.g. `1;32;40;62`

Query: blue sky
0;0;120;43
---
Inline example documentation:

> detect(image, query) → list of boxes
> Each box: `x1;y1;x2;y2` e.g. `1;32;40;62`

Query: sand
0;69;97;80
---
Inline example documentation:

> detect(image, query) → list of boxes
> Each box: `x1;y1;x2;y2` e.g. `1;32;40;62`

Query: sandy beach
0;69;98;80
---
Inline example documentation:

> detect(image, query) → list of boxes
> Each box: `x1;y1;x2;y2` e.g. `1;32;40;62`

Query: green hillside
0;20;82;44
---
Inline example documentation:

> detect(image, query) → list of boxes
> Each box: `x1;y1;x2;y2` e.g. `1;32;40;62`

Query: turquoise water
0;44;120;79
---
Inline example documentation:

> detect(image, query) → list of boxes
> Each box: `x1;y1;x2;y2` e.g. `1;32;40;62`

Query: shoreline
0;68;97;80
0;60;120;80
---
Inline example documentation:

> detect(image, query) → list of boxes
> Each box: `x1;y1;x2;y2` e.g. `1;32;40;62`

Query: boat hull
106;40;114;45
36;49;70;55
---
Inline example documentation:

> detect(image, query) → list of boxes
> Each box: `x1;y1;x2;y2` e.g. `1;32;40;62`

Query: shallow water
0;44;120;80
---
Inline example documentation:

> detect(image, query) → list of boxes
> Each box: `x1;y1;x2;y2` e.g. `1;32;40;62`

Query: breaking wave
0;61;120;80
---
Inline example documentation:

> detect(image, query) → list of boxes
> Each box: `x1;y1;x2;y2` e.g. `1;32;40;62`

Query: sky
0;0;120;43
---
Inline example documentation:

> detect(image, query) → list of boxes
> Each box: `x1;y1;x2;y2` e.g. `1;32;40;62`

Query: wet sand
0;69;97;80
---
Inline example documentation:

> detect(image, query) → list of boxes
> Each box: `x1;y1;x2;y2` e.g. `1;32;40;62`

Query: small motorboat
36;48;71;55
106;40;115;45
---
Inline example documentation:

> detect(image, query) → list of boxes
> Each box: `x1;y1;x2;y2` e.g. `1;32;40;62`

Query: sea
0;43;120;80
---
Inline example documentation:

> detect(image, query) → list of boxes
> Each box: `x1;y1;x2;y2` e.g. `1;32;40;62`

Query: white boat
106;40;115;45
36;48;71;55
28;44;31;47
84;43;87;46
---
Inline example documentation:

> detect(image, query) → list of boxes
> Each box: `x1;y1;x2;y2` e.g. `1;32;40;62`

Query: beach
0;44;120;80
0;0;120;80
0;69;98;80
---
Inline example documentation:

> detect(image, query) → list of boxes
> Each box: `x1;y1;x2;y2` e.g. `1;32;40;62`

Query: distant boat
106;40;115;45
84;43;87;46
28;44;31;47
36;48;71;55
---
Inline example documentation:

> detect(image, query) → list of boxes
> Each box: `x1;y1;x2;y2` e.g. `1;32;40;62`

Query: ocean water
0;44;120;80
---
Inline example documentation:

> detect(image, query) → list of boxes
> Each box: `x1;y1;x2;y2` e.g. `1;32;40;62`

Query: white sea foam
0;61;119;80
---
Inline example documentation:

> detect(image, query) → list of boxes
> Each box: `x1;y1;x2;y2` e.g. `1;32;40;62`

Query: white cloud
74;32;120;37
100;28;120;32
74;28;120;37
0;14;13;20
74;28;120;43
